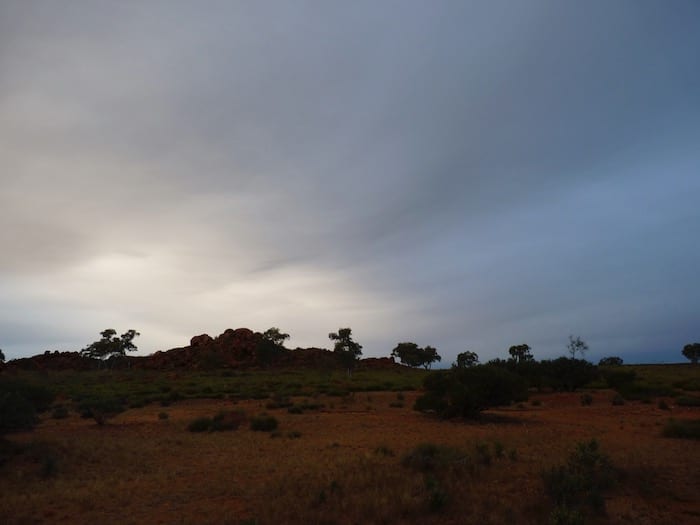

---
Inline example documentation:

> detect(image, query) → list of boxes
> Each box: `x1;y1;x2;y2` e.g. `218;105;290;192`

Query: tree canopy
454;351;479;368
391;342;442;369
598;356;623;366
567;335;589;359
80;329;140;361
682;343;700;364
262;327;290;348
329;328;362;374
508;344;533;364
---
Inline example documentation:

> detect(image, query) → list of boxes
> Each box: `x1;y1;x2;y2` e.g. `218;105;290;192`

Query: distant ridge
1;327;399;372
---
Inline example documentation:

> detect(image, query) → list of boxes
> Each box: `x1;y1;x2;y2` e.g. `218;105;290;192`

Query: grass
3;367;426;411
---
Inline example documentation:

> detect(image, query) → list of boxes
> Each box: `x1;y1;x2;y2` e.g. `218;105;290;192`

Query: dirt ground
2;390;699;524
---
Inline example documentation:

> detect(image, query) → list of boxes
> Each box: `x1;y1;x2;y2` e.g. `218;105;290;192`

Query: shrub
541;358;598;392
600;369;636;389
158;412;169;420
549;505;584;525
676;396;700;407
542;439;615;516
0;391;37;434
374;445;394;457
250;414;278;432
414;365;527;419
187;417;212;433
425;476;449;512
657;399;670;410
51;406;69;419
662;419;700;440
580;394;593;406
0;379;54;413
402;443;466;472
210;410;246;431
611;393;625;406
77;397;125;425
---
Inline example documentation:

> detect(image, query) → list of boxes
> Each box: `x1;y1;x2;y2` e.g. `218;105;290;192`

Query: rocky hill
3;328;399;372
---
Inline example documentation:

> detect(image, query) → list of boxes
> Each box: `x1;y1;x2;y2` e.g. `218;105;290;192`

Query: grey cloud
1;1;699;362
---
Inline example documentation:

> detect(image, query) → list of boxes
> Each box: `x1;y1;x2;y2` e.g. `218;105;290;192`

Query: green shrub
540;358;598;392
414;365;527;419
542;439;615;516
0;391;37;434
549;505;584;525
250;414;278;432
600;369;636;389
0;379;54;413
425;476;449;512
662;419;700;440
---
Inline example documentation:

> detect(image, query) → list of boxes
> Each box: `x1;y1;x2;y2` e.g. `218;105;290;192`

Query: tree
567;335;589;359
391;342;442;369
508;344;533;364
682;343;700;364
598;356;623;366
391;342;423;367
454;351;479;369
0;348;4;363
329;328;362;375
80;329;140;363
421;346;441;370
262;327;290;348
257;327;290;367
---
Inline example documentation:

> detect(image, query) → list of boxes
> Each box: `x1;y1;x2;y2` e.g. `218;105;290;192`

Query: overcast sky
1;1;699;365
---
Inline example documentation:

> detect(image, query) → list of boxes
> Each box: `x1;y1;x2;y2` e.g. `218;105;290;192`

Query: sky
1;1;699;365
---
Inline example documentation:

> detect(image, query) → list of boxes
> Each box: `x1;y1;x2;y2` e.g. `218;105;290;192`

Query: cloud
1;1;699;363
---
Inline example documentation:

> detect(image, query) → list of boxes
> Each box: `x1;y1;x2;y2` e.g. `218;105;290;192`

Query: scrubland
1;365;699;524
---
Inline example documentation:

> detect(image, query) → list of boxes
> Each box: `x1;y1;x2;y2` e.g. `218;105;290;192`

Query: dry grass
1;390;699;524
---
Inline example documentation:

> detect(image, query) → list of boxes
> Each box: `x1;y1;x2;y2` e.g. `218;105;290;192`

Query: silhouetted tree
262;327;290;348
80;329;140;364
329;328;362;376
682;343;700;364
454;351;479;368
391;342;423;367
421;346;441;370
598;356;623;366
0;348;4;363
392;342;441;369
567;335;589;359
508;344;533;364
257;328;289;367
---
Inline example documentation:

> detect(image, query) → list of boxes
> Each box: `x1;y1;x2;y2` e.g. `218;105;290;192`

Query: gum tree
329;327;362;376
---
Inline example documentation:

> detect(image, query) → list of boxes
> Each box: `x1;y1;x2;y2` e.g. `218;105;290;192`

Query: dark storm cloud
1;1;698;362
